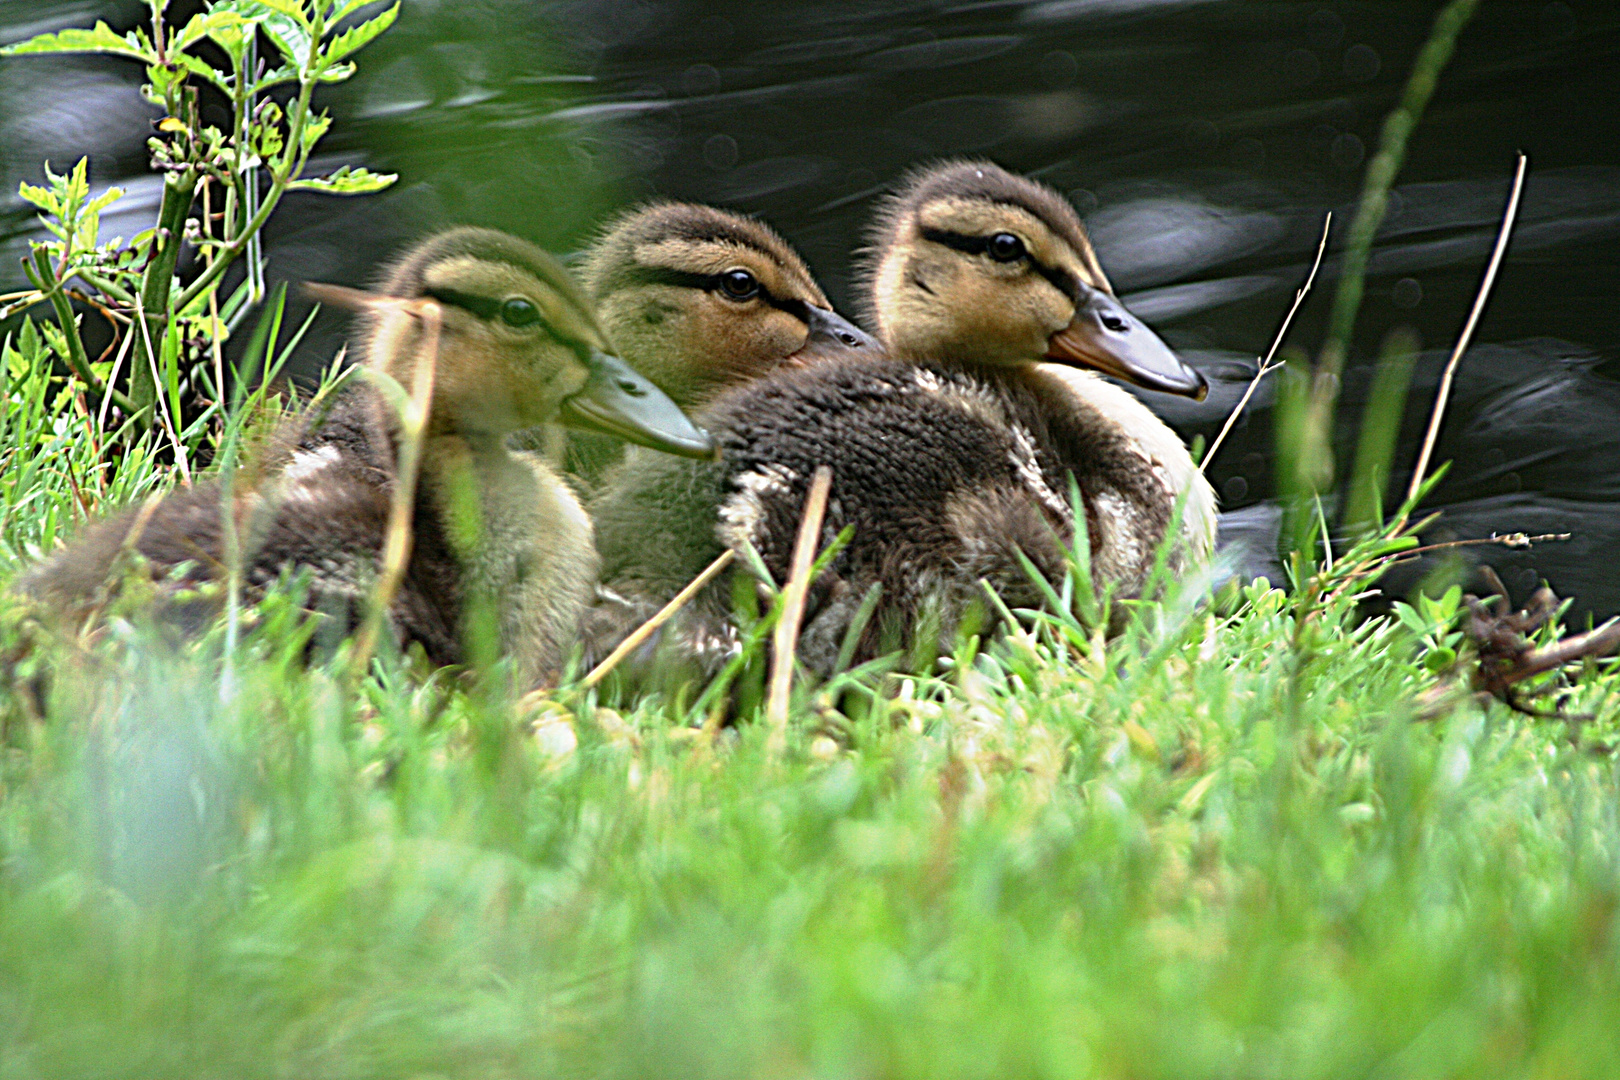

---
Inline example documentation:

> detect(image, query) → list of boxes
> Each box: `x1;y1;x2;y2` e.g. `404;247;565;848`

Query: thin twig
133;291;190;482
95;321;136;435
1402;153;1529;517
349;300;441;680
1200;213;1332;475
582;548;737;689
1500;618;1620;684
766;465;834;752
1405;531;1568;558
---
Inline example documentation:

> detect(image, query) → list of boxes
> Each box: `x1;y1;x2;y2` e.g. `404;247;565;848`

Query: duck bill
1045;291;1207;400
784;305;884;364
558;351;719;459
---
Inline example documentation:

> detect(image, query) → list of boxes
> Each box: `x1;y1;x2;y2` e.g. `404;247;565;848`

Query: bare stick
1503;618;1620;684
766;465;834;750
1402;531;1568;558
133;292;190;483
1200;213;1332;475
349;300;441;679
95;318;137;435
1403;153;1528;515
582;548;736;689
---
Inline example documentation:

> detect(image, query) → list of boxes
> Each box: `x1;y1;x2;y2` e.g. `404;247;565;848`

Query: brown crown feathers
560;201;879;485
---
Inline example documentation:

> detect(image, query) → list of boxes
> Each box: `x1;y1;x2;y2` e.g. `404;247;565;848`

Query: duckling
588;161;1214;678
559;201;879;486
20;227;714;687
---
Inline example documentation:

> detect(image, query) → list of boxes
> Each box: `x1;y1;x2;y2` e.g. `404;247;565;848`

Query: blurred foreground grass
4;546;1620;1078
9;1;1617;1072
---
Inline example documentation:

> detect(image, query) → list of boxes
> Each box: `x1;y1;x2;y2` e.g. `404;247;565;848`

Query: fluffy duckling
561;201;879;485
589;161;1214;677
21;227;714;687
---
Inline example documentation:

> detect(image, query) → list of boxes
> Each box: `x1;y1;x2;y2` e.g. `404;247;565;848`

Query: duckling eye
719;269;759;300
499;297;541;328
987;233;1026;262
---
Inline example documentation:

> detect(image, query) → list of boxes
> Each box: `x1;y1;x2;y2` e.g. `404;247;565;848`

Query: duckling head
579;202;879;407
310;227;716;457
862;161;1206;400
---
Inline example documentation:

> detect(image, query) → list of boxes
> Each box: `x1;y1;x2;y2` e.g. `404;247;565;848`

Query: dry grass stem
1200;212;1332;475
766;465;834;750
133;292;190;483
582;547;737;689
95;324;136;435
349;299;441;679
1403;531;1569;559
1402;153;1528;515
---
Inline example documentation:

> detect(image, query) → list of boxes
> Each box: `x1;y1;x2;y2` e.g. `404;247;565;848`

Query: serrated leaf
287;165;396;195
247;0;311;21
257;10;313;68
0;21;154;63
253;64;300;92
172;50;232;92
17;181;57;216
170;9;249;52
331;0;385;22
316;60;356;83
319;2;396;67
298;111;331;152
86;186;125;215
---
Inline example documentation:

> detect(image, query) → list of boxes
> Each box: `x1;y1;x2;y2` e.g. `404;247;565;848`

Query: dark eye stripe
918;227;1080;301
423;285;589;349
622;265;809;322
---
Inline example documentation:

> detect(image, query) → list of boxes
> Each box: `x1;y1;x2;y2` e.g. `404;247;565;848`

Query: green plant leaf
170;9;249;53
319;3;397;67
331;0;385;21
316;60;356;83
0;22;154;63
297;110;331;152
17;181;60;219
1391;602;1428;636
255;9;314;68
240;0;312;26
287;165;396;195
173;49;233;93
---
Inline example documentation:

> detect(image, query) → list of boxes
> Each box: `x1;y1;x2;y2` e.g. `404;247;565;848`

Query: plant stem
1401;153;1528;524
583;549;737;689
172;74;315;317
1200;213;1331;476
74;269;134;306
1298;0;1480;491
28;247;139;416
1342;327;1420;535
766;466;834;755
130;169;198;412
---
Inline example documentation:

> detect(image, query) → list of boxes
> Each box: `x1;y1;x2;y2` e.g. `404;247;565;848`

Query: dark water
4;0;1619;614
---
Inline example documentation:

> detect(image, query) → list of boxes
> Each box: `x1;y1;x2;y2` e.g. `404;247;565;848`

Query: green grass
12;0;1610;1071
4;475;1620;1077
5;250;1619;1078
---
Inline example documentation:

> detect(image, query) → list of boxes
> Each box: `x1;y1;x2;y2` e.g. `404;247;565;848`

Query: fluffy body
592;357;1204;677
589;162;1215;682
21;228;624;687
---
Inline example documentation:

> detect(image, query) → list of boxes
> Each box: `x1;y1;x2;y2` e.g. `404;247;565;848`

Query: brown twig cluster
1463;569;1620;716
